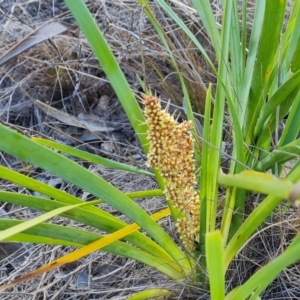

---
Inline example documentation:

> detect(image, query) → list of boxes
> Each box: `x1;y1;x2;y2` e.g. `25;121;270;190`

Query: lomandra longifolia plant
2;0;300;299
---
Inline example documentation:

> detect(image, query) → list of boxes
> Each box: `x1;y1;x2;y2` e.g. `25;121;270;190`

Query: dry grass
0;0;299;299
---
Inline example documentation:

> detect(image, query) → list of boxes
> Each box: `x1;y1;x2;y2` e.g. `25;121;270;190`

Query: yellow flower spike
143;93;200;253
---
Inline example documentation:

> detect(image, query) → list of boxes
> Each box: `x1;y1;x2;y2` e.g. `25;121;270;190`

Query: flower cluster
143;94;200;252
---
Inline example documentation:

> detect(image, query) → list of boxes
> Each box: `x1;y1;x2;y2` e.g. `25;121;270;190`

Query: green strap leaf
33;138;154;177
224;160;300;270
128;288;171;300
206;231;225;300
0;201;98;241
0;218;184;281
244;0;286;139
228;234;300;300
254;69;300;137
0;122;190;273
254;139;300;171
63;0;148;152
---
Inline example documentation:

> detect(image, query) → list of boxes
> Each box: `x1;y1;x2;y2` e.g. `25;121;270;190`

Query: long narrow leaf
199;84;212;248
206;231;225;300
0;201;99;241
254;139;300;172
254;69;300;137
277;89;300;150
190;0;221;60
33;138;154;177
0;208;184;292
206;0;232;231
63;0;148;152
283;1;300;74
228;235;300;300
218;171;294;199
224;161;300;270
0;122;190;272
128;288;171;300
238;0;265;123
150;0;215;71
0;218;183;280
244;0;286;140
0;169;171;259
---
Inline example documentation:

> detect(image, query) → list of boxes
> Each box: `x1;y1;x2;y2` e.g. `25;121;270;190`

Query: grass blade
206;0;232;232
228;235;300;300
254;139;300;172
33;138;154;177
254;69;300;138
206;231;225;300
190;0;221;60
244;0;286;140
63;0;148;151
0;208;184;292
128;289;171;300
0;218;183;280
0;122;190;272
238;0;265;122
0;201;99;241
224;161;300;270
